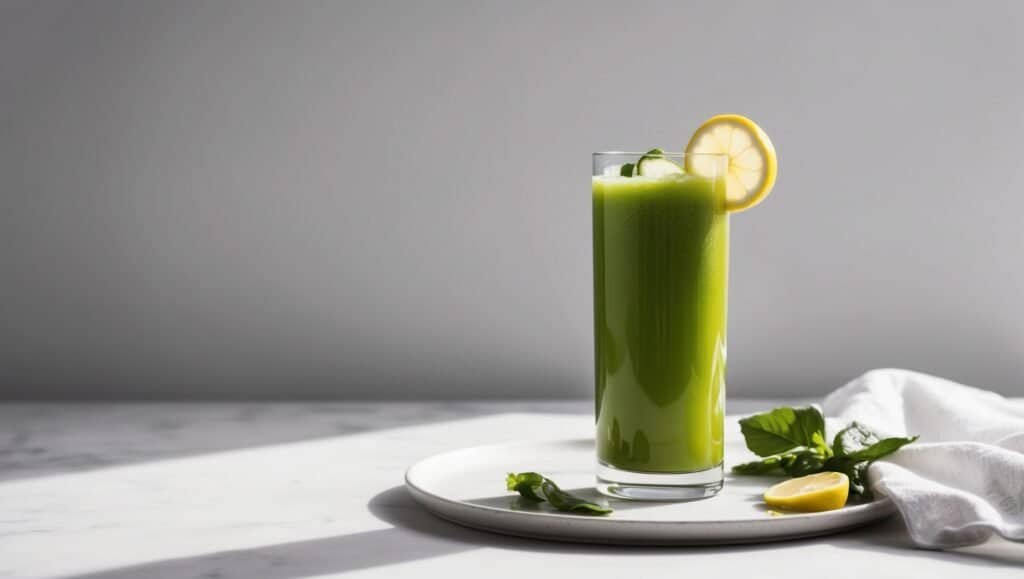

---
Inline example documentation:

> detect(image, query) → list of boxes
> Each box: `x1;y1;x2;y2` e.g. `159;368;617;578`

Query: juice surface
593;173;727;473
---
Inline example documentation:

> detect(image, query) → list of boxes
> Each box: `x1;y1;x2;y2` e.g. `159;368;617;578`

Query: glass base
596;462;723;501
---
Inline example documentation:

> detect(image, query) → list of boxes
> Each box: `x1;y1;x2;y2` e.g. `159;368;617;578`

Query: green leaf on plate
731;455;785;475
540;479;612;515
734;408;919;499
823;456;872;498
739;406;827;457
780;449;828;477
831;421;917;463
832;422;881;457
846;436;918;461
506;472;545;502
506;472;611;515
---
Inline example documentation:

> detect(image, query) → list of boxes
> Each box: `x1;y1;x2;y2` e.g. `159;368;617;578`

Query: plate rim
405;437;895;528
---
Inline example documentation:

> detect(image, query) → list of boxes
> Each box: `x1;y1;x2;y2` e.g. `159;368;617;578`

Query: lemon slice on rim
684;114;777;212
763;472;849;512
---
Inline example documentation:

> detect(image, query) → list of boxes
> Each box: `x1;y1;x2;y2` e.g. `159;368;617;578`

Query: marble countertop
1;400;1021;578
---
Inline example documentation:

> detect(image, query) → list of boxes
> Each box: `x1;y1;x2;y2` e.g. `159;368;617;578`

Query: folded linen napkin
822;368;1024;549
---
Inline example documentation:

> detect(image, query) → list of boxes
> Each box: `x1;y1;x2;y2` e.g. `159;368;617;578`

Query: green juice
593;173;727;473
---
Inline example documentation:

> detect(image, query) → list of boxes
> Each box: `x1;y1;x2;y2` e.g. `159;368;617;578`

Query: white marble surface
0;400;1021;578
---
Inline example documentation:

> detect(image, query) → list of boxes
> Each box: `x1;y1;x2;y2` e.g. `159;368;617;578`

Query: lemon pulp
763;472;850;512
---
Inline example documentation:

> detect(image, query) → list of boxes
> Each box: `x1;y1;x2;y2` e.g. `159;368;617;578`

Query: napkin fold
823;369;1024;549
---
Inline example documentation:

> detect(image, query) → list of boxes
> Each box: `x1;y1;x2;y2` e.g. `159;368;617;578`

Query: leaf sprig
506;472;612;515
732;406;917;497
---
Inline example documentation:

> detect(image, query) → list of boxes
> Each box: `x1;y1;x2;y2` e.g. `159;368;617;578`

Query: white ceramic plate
406;436;895;545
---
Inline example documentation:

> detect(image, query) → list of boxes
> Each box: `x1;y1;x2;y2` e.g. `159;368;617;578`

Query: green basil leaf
811;431;831;455
506;472;545;502
823;456;871;497
733;449;828;477
540;479;612;515
846;435;918;461
832;421;881;457
739;406;826;457
732;410;918;500
780;450;828;477
731;455;785;475
505;472;612;515
848;462;870;498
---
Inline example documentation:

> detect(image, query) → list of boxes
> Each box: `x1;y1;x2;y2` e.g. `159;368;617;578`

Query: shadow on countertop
0;399;798;484
55;486;1024;579
0;400;590;483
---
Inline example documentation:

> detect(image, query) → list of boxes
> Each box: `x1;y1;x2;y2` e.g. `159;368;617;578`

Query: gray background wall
2;0;1022;400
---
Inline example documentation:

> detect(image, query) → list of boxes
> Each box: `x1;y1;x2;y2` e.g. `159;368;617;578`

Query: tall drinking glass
592;152;729;500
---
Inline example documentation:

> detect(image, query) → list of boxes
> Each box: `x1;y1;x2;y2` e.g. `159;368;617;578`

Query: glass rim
592;151;728;158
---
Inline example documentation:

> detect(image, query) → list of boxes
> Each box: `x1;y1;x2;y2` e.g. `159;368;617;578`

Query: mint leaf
619;163;635;177
739;406;827;457
505;472;611;516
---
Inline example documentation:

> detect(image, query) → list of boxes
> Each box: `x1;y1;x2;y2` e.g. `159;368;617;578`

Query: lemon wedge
763;472;849;512
684;114;777;212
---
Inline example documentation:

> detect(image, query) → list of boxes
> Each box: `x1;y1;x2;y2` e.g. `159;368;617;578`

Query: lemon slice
684;114;777;212
763;472;849;512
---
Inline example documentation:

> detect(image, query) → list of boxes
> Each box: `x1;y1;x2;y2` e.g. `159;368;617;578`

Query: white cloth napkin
822;368;1024;549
